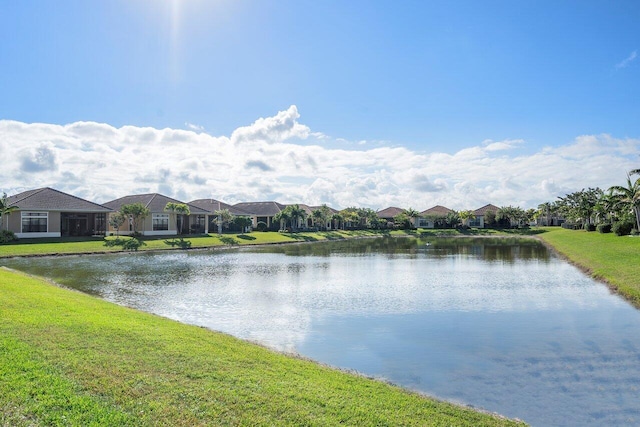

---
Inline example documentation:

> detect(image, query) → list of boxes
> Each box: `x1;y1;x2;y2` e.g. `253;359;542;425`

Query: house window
95;213;106;234
21;212;48;233
152;213;169;231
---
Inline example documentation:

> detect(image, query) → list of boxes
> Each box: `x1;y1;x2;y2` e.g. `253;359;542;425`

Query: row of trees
272;204;543;232
540;169;640;235
272;205;381;232
391;206;538;230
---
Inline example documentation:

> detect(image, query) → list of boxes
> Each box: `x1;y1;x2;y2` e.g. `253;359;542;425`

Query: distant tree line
539;168;640;236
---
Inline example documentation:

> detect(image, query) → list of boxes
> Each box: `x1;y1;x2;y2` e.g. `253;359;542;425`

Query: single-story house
416;205;454;228
188;198;254;233
3;187;112;238
376;207;405;225
103;193;208;236
470;204;500;228
232;201;287;231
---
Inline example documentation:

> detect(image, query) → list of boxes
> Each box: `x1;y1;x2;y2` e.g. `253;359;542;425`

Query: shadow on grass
318;232;346;240
288;234;319;242
164;238;192;249
236;234;256;241
499;228;547;235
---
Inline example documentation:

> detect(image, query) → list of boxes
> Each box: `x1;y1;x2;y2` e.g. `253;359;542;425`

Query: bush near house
0;230;18;244
613;221;634;236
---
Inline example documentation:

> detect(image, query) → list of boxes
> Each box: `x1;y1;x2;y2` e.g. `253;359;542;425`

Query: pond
3;237;640;426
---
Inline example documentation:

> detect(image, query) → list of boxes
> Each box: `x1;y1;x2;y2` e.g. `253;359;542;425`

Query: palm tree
404;208;420;229
287;205;307;231
497;206;525;228
0;192;18;231
331;212;344;230
458;210;475;227
274;209;291;231
311;205;332;230
537;202;552;226
165;202;191;235
609;173;640;231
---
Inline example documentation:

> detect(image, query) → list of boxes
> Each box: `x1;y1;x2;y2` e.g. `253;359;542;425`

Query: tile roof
232;201;286;216
420;205;454;216
308;205;339;215
103;193;208;214
376;206;405;218
7;187;111;212
473;204;500;215
189;199;252;216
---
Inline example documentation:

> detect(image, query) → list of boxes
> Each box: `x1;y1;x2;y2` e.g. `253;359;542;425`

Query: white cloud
615;50;637;69
230;105;311;145
1;106;638;210
185;122;205;132
482;139;524;152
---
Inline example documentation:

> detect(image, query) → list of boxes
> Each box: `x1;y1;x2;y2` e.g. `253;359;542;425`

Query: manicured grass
537;227;640;306
0;230;393;258
0;268;523;426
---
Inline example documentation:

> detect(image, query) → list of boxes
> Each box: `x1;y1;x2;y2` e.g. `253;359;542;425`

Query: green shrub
256;221;268;232
584;223;596;232
613;221;634;236
597;223;612;234
0;230;18;244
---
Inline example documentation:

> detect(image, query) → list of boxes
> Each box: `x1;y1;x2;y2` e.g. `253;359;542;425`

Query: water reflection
250;236;550;263
1;237;638;426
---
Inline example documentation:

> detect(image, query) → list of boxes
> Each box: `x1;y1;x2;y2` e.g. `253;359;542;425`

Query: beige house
416;205;454;228
376;207;405;227
3;187;111;238
188;199;254;233
103;193;208;236
232;201;287;231
470;204;500;228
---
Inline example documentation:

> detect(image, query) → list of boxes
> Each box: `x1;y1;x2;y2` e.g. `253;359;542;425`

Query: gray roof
233;201;286;216
189;199;252;216
308;205;339;215
420;205;454;216
7;187;111;212
103;193;208;214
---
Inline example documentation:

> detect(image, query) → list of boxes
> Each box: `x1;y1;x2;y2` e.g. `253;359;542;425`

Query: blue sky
1;1;639;208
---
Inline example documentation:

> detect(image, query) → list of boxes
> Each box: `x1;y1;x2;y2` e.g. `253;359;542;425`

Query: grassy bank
0;228;537;258
0;268;523;426
537;227;640;306
0;230;395;258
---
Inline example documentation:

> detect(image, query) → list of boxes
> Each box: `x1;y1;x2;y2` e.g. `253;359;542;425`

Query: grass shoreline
0;228;535;259
535;227;640;307
2;227;637;424
0;267;524;426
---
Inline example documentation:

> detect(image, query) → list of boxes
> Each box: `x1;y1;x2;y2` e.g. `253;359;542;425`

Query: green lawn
0;230;397;258
0;268;523;426
537;227;640;306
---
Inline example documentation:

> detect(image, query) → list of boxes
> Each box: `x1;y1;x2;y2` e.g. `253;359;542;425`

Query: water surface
3;237;639;426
